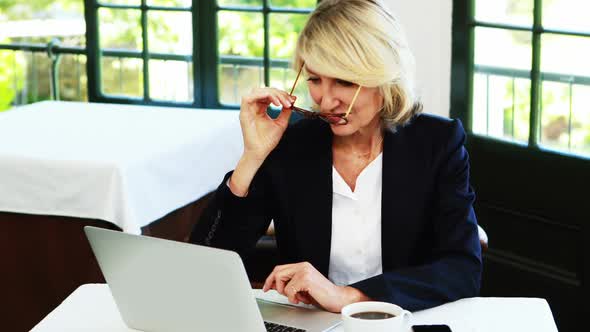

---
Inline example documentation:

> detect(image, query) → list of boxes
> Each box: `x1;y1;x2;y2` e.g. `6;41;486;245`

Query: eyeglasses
288;62;362;125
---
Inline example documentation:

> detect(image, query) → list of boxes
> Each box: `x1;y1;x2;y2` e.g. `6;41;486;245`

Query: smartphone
412;324;452;332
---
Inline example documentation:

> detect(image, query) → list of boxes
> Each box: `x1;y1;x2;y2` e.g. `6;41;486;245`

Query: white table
31;284;558;332
0;101;244;332
0;101;243;234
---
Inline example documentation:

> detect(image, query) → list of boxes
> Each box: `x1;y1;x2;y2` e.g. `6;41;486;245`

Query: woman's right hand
239;87;295;162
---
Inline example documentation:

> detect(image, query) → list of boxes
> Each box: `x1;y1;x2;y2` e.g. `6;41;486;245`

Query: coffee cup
341;301;412;332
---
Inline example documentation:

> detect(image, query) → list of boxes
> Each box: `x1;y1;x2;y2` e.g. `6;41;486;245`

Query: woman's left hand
262;262;366;312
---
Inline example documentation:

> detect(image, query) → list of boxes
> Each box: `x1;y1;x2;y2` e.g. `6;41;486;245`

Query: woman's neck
333;121;384;157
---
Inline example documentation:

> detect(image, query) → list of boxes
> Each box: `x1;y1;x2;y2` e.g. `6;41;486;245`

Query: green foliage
0;51;16;111
216;0;313;104
271;0;316;7
0;0;85;109
217;0;262;6
218;0;313;58
0;0;82;20
148;0;191;7
99;8;142;50
501;78;530;141
0;0;315;107
218;11;264;57
0;47;24;111
269;13;309;59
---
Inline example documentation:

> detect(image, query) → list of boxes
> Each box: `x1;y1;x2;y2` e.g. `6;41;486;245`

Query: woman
190;0;481;313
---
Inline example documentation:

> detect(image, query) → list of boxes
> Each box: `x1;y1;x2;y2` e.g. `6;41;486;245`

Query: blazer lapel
381;127;416;270
292;122;416;275
292;122;333;277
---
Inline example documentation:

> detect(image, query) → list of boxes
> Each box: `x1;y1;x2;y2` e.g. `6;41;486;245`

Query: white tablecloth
0;101;243;233
31;284;558;332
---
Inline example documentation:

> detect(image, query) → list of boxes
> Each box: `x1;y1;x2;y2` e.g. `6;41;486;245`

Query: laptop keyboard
264;321;306;332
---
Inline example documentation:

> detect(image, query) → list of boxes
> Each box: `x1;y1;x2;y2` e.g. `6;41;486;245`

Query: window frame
85;0;209;108
450;0;590;161
0;0;314;110
86;0;314;109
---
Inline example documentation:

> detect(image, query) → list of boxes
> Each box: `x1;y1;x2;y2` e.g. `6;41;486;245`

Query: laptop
84;226;342;332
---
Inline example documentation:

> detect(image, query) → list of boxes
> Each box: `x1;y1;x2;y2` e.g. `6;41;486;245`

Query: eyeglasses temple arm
290;63;304;96
344;85;362;117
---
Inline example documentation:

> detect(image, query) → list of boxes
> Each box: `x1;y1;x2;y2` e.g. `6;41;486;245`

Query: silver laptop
84;226;341;332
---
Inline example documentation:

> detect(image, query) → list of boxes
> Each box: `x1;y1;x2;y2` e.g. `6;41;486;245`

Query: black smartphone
412;324;452;332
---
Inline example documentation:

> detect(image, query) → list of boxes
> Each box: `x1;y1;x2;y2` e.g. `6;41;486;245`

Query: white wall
385;0;453;118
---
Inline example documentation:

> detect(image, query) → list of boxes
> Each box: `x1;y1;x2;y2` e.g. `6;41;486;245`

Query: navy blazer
190;114;482;311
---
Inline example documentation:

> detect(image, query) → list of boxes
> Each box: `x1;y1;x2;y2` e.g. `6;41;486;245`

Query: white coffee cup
341;301;412;332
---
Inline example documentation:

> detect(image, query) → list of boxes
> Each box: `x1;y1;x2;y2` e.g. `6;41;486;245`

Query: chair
245;223;489;286
478;224;489;252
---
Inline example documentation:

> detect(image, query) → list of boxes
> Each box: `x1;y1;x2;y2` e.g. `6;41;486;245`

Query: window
452;0;590;158
0;0;315;111
217;0;315;108
92;0;194;103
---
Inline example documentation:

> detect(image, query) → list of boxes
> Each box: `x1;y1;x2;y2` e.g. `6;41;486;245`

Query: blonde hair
294;0;422;128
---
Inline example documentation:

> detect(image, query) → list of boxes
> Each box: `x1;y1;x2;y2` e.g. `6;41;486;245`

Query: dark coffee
350;311;396;320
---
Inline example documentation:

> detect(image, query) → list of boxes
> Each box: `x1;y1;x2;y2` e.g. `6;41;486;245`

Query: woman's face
305;66;384;136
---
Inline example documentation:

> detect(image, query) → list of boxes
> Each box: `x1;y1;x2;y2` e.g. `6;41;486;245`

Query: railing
474;64;590;155
219;55;293;103
0;40;297;108
0;40;84;103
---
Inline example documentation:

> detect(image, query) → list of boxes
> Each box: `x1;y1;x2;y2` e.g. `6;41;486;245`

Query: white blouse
328;153;383;286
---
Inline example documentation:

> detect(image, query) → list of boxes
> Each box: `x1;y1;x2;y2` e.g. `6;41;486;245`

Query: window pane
218;64;263;104
511;78;531;142
543;0;590;33
571;85;590;156
270;0;316;9
101;57;143;97
58;54;88;102
0;0;85;47
540;82;590;157
147;0;192;7
540;34;590;157
540;81;572;151
217;0;263;7
147;11;192;54
218;11;263;104
269;13;308;60
474;27;532;70
541;34;590;78
149;60;193;102
472;73;488;135
270;66;295;93
268;12;309;96
100;0;140;5
271;67;314;110
218;11;263;57
472;73;530;143
99;8;142;50
475;0;533;26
